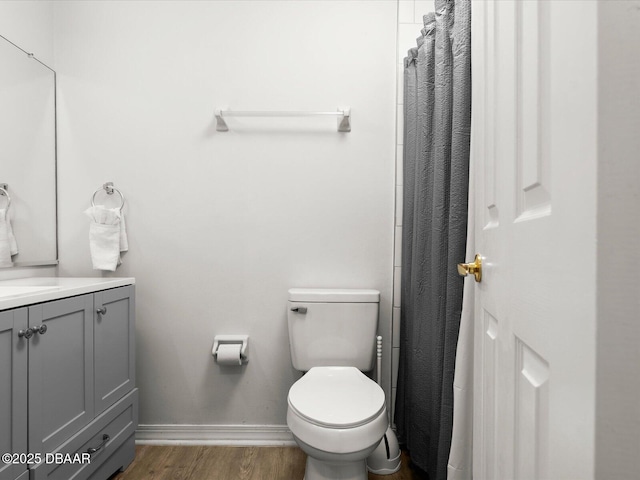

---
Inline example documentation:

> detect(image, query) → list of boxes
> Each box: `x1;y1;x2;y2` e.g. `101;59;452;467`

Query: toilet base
304;456;368;480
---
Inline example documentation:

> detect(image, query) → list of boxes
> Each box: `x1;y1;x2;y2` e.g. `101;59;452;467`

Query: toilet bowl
287;366;387;480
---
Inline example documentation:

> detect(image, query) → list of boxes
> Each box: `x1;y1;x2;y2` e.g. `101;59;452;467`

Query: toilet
286;288;387;480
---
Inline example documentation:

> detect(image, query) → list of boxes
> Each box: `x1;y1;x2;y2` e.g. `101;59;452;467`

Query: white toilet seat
287;366;387;454
288;366;385;427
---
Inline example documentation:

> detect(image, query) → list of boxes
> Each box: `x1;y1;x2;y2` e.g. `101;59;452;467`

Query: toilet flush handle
291;306;307;314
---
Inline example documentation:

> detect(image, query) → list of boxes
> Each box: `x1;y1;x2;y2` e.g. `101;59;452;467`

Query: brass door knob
457;254;482;282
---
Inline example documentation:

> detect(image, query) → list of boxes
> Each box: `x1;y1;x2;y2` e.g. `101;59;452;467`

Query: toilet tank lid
288;288;380;303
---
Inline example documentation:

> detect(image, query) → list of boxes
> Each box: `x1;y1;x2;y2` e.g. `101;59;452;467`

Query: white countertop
0;277;135;310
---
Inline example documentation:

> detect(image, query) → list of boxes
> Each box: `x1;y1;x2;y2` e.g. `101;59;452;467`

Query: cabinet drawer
30;389;138;480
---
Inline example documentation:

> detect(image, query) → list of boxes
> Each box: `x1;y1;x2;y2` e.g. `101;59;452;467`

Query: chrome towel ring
0;183;11;210
91;182;125;211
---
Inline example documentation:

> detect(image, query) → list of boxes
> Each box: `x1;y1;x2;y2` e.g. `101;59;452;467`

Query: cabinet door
28;295;94;455
94;286;135;415
0;309;28;480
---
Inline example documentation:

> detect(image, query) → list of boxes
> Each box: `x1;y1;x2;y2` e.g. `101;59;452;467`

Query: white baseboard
136;424;296;446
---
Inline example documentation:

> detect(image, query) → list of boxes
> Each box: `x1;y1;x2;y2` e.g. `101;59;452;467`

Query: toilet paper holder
212;335;249;364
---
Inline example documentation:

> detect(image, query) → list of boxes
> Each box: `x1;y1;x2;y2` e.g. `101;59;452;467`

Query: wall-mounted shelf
214;107;351;132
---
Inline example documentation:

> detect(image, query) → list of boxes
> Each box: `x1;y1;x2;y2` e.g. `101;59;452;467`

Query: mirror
0;35;57;267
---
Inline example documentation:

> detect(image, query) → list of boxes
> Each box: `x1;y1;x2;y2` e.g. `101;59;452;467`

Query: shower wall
52;0;398;440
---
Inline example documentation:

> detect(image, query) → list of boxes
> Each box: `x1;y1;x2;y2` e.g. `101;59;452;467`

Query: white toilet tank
287;288;380;371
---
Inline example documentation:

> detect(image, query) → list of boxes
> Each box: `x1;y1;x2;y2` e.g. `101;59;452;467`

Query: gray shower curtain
395;0;471;479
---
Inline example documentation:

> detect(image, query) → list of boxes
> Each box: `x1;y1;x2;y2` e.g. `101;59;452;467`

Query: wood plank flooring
109;446;429;480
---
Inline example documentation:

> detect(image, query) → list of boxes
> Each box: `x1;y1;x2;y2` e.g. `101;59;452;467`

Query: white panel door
470;1;598;479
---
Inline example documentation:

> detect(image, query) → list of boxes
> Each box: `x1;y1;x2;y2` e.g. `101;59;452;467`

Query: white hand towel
7;219;17;257
118;211;128;257
0;208;18;267
85;206;126;271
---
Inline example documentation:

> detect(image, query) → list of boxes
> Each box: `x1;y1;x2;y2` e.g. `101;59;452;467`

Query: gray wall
596;1;640;477
52;0;398;432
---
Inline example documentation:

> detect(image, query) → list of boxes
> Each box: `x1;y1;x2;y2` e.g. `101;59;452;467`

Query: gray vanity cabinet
0;309;28;480
0;284;137;480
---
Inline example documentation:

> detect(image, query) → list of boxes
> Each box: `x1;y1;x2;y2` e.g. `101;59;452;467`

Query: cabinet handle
18;328;34;339
96;307;107;316
31;325;47;335
87;434;110;454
